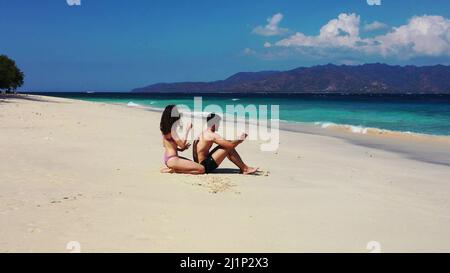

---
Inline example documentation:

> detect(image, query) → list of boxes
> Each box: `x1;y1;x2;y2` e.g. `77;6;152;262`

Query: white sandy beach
1;94;450;253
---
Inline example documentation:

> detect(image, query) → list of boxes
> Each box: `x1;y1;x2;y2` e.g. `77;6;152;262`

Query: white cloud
364;21;388;32
242;48;256;55
66;0;81;6
367;0;381;6
263;42;272;48
273;13;450;58
276;13;361;48
252;13;288;36
371;15;450;57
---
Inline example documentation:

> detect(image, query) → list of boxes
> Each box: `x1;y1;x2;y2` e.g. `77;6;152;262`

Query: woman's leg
167;157;205;174
160;167;174;173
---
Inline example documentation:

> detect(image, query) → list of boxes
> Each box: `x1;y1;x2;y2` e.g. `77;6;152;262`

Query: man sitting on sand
193;113;258;175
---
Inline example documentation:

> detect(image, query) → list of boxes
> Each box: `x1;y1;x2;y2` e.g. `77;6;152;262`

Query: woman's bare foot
160;167;174;173
241;167;259;175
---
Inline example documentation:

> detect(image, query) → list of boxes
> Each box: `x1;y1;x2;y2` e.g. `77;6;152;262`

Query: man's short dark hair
207;112;221;127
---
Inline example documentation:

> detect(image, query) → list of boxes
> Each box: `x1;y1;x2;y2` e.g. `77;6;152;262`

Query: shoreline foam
116;100;450;143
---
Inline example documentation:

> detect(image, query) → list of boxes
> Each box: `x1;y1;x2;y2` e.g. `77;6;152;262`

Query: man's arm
211;132;246;149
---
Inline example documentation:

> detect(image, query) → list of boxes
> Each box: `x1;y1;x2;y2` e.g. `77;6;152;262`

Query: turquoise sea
34;93;450;136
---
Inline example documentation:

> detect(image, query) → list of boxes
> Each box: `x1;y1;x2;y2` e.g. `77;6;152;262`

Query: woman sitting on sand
160;105;205;174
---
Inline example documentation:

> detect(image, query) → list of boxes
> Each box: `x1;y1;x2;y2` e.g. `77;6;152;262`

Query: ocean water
34;93;450;136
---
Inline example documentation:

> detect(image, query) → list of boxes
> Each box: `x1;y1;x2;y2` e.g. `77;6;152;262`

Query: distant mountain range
132;63;450;94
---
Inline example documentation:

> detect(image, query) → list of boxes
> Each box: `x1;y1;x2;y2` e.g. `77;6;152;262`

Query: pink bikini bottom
163;153;178;167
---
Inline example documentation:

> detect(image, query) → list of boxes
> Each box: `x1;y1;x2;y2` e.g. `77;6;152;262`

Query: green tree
0;55;24;94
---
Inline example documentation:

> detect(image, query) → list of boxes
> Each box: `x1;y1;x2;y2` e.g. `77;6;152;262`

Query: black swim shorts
200;156;218;174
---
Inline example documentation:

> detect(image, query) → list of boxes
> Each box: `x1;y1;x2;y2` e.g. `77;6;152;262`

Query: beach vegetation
0;55;24;94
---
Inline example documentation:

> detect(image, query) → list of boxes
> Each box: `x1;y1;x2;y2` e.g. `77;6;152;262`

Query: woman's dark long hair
160;105;180;135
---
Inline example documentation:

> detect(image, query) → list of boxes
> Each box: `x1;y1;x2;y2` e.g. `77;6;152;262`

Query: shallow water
33;92;450;136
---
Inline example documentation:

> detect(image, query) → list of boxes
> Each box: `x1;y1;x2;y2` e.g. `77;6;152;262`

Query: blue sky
1;0;450;91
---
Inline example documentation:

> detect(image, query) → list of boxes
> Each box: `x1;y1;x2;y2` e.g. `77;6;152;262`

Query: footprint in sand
27;227;42;234
49;194;83;205
189;176;239;194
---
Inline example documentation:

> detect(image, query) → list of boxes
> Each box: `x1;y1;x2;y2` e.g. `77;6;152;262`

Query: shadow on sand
211;168;241;174
0;94;64;104
211;168;266;176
